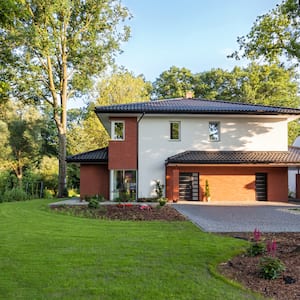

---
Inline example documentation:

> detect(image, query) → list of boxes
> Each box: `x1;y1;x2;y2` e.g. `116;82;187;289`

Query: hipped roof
166;147;300;166
66;147;108;163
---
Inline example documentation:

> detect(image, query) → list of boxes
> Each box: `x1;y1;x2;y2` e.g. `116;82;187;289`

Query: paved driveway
173;202;300;232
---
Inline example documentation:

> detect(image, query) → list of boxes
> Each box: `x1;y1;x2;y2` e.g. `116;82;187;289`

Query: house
67;98;300;202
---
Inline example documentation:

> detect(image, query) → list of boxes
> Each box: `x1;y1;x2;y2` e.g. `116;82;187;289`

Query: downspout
136;112;145;201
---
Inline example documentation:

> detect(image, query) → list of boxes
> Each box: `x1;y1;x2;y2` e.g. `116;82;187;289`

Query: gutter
136;112;145;201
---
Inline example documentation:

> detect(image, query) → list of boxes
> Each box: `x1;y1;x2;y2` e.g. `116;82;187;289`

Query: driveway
172;202;300;232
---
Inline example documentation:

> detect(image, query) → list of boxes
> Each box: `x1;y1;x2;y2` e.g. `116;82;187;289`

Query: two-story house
67;98;300;202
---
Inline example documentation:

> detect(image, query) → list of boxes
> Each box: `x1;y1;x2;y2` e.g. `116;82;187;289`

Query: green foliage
152;66;195;99
0;0;131;197
204;180;211;198
246;242;266;257
88;198;100;209
154;180;164;199
231;0;300;65
2;187;29;202
158;198;167;206
259;256;285;280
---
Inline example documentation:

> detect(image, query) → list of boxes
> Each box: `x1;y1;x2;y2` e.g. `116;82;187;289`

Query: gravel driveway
173;202;300;232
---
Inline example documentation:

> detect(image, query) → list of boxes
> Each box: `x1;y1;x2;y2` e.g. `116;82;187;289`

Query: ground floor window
112;170;136;201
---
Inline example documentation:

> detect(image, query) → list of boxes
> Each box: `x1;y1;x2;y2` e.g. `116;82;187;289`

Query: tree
194;68;238;100
230;0;300;64
194;63;299;108
152;66;195;99
0;0;131;196
71;69;151;152
5;106;43;186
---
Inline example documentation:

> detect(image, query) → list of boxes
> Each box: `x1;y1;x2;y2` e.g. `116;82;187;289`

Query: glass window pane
209;122;220;141
113;170;136;201
114;122;124;140
170;122;180;140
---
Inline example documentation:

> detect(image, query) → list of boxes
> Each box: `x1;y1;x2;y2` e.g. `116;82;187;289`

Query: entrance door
179;172;199;201
255;173;267;201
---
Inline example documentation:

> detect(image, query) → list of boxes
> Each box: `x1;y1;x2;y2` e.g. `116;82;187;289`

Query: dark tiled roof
166;147;300;165
95;98;300;115
66;148;108;163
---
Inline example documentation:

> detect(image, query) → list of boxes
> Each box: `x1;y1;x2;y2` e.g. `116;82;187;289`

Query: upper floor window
209;121;220;142
112;121;125;140
170;121;180;141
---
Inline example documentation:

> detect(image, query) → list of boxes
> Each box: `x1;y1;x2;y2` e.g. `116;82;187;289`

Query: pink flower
253;228;261;242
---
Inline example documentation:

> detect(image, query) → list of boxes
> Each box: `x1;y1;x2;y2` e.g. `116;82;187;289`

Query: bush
88;198;99;209
3;187;29;202
158;198;167;207
259;256;285;280
246;242;266;257
43;188;54;199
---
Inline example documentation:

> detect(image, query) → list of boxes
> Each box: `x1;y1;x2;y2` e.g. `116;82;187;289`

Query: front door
179;172;199;201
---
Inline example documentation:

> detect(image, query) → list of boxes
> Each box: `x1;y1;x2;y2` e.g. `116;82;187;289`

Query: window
113;170;136;201
209;121;220;141
112;121;125;140
170;121;180;140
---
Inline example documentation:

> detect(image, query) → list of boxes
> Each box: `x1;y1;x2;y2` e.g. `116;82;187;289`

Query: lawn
0;200;263;299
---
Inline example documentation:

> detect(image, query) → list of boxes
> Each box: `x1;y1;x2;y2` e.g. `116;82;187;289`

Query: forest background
1;0;300;200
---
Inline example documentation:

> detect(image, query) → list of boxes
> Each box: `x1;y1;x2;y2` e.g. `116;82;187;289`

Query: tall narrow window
170;121;180;140
209;121;220;141
113;170;136;201
112;121;125;140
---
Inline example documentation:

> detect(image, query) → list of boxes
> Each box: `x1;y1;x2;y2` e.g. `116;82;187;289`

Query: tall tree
230;0;300;64
68;69;151;153
0;0;131;196
194;63;299;108
4;105;43;186
152;66;195;99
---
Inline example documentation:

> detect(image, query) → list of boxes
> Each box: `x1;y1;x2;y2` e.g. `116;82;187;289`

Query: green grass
0;200;263;300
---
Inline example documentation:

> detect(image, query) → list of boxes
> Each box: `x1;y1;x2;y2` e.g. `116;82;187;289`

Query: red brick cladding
166;166;288;202
80;164;109;199
108;117;137;170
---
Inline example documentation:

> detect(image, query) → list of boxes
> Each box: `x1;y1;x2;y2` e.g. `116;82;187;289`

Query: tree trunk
58;130;67;197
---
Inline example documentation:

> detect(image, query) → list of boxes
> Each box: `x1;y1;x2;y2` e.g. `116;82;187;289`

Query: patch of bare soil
50;204;187;221
218;232;300;300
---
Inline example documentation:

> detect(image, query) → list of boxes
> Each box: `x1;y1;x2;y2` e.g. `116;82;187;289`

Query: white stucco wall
138;114;289;198
288;136;300;196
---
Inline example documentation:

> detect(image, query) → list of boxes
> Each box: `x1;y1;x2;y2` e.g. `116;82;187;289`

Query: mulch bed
218;232;300;300
50;204;300;299
50;203;187;221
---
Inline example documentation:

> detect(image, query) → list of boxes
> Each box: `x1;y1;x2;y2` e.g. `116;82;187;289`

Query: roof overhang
166;148;300;167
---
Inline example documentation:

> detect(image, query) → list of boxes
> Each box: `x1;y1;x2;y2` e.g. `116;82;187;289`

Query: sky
116;0;282;82
69;0;282;108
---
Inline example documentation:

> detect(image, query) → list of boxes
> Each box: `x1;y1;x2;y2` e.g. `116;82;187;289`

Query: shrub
43;188;54;199
246;242;266;257
3;187;29;202
259;256;285;280
158;198;167;207
155;180;164;199
88;198;99;209
246;228;265;256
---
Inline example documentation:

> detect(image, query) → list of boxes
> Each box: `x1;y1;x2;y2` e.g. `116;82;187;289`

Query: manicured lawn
0;200;263;299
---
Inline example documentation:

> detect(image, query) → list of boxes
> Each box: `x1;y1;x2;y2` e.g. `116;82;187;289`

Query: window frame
169;121;181;141
111;120;125;141
112;169;137;201
208;121;220;142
